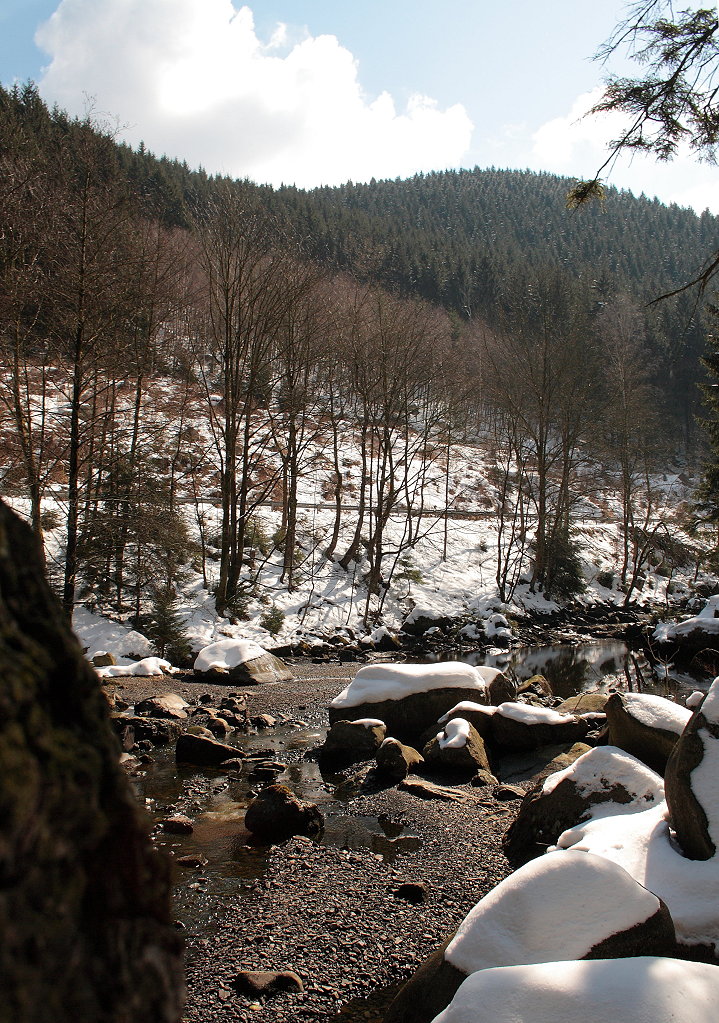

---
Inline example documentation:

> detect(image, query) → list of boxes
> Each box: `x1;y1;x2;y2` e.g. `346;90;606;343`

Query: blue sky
2;0;717;211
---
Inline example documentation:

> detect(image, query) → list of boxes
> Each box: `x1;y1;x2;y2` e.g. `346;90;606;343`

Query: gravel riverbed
107;663;520;1023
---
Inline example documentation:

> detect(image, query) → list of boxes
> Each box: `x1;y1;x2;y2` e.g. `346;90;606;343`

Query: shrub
259;605;285;636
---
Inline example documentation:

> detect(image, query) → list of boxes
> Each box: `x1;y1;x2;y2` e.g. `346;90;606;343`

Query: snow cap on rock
331;662;502;709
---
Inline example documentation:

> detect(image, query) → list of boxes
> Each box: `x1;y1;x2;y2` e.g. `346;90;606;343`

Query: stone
604;691;691;774
244;784;324;842
175;733;241;766
0;501;184;1022
320;719;387;765
556;692;609;714
502;745;664;866
490;703;590;751
471;769;498;787
437;701;495;740
517;674;554;698
422;721;492;774
134;693;189;720
232;971;304;998
397;778;486;804
91;650;116;667
665;682;719;859
376;738;424;781
487;673;518;705
493;783;525;801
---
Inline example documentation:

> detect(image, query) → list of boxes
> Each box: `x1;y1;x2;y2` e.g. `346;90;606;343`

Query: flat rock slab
398;778;487;804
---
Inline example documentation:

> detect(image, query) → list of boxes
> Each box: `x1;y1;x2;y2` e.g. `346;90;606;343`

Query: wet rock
175;854;208;868
604;691;691;774
175;733;241;766
232;971;304;998
135;693;189;720
321;719;387;765
665;682;719;859
376;738;424;781
244;784;324;842
187;724;215;739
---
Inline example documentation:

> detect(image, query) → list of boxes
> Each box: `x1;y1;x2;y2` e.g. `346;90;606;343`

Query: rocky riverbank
108;664;522;1022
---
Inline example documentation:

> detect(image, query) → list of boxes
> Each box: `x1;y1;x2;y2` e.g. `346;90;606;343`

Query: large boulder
319;718;386;765
665;679;719;859
490;702;590;751
0;501;184;1022
244;784;323;842
384;852;675;1023
604;692;691;774
111;714;184;747
503;745;664;866
423;719;492;774
329;662;503;743
194;639;292;684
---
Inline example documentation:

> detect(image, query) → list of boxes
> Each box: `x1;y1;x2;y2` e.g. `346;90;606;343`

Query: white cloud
528;87;719;214
35;0;473;188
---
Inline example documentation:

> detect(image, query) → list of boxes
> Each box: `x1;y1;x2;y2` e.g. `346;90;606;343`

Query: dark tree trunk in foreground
0;500;185;1023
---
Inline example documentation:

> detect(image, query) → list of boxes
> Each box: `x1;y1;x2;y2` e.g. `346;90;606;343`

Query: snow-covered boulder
329;662;503;743
423;719;492;774
194;639;292;684
319;718;387;765
430;957;719;1023
438;701;496;740
503;745;665;866
604;691;691;774
490;701;591;751
485;612;512;646
665;678;719;859
385;852;675;1023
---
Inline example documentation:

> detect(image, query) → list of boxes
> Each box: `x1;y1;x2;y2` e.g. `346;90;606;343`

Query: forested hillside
0;82;715;639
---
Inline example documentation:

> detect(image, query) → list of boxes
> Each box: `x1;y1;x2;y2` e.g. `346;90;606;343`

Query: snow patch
96;656;176;678
438;701;496;723
619;692;691;734
438;718;471;749
542;745;665;808
497;702;574;726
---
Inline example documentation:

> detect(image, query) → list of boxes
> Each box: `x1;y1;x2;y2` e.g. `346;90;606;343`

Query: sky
1;0;718;212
